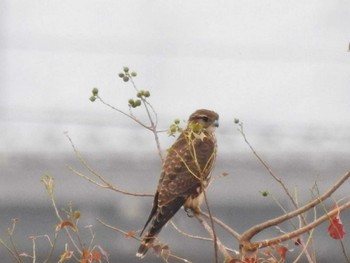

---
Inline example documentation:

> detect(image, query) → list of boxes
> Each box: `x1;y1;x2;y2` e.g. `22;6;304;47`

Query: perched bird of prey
136;109;219;258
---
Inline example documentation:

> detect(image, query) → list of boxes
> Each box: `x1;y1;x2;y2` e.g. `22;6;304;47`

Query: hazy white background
1;1;350;262
1;0;350;155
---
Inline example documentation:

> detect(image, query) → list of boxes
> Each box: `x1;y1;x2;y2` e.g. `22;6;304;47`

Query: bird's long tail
136;196;185;258
136;235;156;259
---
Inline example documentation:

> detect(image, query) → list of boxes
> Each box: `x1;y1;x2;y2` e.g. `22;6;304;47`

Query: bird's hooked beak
213;120;219;128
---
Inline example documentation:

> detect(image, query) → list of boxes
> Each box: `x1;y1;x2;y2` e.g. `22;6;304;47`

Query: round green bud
92;87;99;96
118;73;125;78
128;99;134;105
261;191;269;197
144;90;150;97
174;118;180;125
136;91;143;98
170;126;177;133
89;96;96;102
234;118;240;124
131;71;137;77
123;76;129;82
134;99;141;107
123;66;129;73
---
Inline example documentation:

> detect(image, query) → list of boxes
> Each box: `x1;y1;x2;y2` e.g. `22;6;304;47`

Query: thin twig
202;190;218;263
97;219;192;263
43;233;58;263
238;123;297;205
292;230;315;263
238;122;315;263
241;171;350;241
97;96;151;131
97;219;141;242
200;212;241;240
254;200;350;248
30;237;36;263
310;181;350;263
68;166;153;197
8;219;22;263
170;221;212;241
0;227;22;263
42;175;82;254
65;133;153;197
238;122;314;261
195;215;233;261
129;76;164;162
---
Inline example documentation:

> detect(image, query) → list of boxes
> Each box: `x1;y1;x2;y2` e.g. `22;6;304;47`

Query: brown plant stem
195;216;233;261
241;171;350;241
65;132;154;197
200;212;241;241
254;200;350;248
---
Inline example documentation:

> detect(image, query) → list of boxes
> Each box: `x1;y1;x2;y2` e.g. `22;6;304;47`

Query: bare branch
200;212;241;241
195;215;234;261
68;166;153;197
170;221;212;242
254;200;350;248
241;171;350;241
97;219;192;263
237;122;317;262
202;190;219;263
65;132;154;197
0;220;22;263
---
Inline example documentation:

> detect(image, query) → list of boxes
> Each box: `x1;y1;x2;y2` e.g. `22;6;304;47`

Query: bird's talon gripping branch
185;207;195;218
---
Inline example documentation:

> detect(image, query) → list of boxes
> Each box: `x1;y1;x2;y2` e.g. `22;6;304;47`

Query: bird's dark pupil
202;116;209;122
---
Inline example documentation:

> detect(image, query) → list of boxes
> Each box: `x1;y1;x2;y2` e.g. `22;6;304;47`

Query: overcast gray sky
1;0;350;153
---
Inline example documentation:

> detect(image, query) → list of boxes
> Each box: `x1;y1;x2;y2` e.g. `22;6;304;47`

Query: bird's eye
201;116;209;122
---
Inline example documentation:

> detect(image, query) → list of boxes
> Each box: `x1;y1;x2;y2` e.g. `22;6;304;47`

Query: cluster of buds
136;90;150;98
128;98;142;108
89;67;150;111
128;89;151;108
89;87;99;102
118;66;137;82
168;118;182;136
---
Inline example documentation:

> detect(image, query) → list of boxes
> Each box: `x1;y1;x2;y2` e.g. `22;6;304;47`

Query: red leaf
328;204;346;240
124;230;137;238
92;251;101;260
95;245;110;259
277;245;288;260
294;238;301;246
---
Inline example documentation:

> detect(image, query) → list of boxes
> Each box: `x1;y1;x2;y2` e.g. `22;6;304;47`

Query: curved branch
68;166;153;197
65;133;153;197
254;200;350;248
195;215;233;261
129;77;164;162
241;171;350;241
170;221;212;241
200;212;241;241
97;95;152;131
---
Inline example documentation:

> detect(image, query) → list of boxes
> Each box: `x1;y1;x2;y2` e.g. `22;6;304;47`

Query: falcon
136;109;219;258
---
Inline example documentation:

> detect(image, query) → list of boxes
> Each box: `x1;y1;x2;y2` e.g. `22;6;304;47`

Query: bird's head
188;109;219;133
